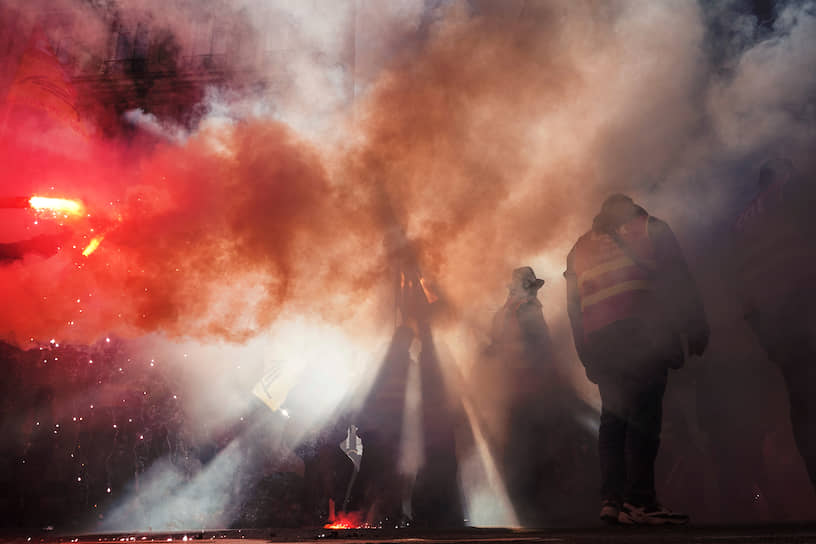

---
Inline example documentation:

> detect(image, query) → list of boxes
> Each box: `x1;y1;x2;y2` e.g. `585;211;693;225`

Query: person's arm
565;248;588;364
648;217;710;355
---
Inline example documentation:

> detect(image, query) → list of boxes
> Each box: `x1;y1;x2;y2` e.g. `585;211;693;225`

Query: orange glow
29;196;84;217
82;236;103;257
323;511;369;530
419;276;439;304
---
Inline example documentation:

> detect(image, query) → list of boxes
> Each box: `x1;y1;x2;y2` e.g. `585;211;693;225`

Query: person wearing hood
565;194;709;525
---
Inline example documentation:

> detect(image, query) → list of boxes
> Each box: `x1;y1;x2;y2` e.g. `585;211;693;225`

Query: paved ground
5;525;816;544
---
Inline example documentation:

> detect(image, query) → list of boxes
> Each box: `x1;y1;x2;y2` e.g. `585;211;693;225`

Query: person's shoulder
566;231;592;275
569;229;594;254
517;296;543;313
646;215;670;230
646;215;674;240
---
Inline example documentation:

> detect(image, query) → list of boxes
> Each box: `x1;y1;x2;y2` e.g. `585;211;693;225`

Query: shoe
599;500;620;524
618;502;689;525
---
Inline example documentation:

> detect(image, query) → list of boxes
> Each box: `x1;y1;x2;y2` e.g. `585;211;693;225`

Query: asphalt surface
5;525;816;544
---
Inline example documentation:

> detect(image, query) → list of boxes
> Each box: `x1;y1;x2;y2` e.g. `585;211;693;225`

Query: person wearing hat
565;194;709;525
490;266;550;361
483;266;560;525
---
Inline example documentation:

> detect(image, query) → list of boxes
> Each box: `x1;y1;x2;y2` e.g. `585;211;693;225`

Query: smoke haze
1;0;815;529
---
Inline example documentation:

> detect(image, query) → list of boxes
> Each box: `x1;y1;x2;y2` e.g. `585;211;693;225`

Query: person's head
594;193;644;233
600;193;636;217
508;266;545;295
758;157;793;190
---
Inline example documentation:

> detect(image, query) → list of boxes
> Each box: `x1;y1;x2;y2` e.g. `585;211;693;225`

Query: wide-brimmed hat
509;266;545;291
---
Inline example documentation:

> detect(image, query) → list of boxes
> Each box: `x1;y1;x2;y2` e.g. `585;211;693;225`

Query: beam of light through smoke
1;0;816;529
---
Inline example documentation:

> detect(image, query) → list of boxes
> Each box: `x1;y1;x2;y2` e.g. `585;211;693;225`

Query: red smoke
0;117;386;347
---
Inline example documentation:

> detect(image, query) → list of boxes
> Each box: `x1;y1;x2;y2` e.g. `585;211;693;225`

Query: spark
82;236;104;257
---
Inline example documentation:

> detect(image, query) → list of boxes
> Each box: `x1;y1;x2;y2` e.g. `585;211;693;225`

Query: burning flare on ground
324;511;371;530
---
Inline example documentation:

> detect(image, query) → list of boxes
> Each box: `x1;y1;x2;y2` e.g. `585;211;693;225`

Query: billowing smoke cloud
0;120;388;346
1;0;815;529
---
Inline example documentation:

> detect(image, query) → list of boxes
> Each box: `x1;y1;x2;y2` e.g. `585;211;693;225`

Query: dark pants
597;376;666;506
585;319;676;507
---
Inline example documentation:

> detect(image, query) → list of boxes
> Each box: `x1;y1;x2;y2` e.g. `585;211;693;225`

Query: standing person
487;267;558;525
490;267;552;366
731;158;816;494
565;194;709;525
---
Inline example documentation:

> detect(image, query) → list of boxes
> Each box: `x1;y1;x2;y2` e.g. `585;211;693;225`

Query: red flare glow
323;511;369;530
29;196;84;217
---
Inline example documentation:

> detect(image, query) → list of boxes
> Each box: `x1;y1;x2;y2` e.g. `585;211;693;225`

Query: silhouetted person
565;194;709;525
731;158;816;493
490;267;552;366
486;267;558;524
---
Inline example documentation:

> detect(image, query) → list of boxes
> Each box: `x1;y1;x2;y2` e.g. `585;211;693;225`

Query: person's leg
625;377;666;507
597;381;628;506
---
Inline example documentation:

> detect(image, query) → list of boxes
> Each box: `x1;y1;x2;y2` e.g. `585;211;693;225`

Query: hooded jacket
565;199;707;367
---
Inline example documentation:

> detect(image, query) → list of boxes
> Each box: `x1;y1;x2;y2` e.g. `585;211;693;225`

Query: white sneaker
618;502;689;525
599;500;620;524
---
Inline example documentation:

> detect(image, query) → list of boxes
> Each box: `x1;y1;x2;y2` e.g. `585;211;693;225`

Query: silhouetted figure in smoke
490;267;552;367
479;266;597;526
485;267;556;524
731;158;816;494
566;194;709;525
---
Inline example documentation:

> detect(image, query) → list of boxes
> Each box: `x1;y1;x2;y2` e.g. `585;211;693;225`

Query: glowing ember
29;196;84;217
82;236;104;256
323;512;370;530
